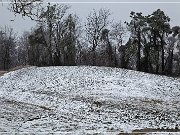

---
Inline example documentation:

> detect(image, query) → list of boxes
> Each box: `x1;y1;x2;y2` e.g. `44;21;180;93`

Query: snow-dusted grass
0;66;179;134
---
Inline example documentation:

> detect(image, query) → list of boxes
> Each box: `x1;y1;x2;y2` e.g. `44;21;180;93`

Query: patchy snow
0;66;180;134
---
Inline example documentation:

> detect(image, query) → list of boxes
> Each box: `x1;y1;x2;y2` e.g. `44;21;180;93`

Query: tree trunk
114;46;118;67
137;30;141;71
160;36;165;74
92;42;96;66
153;31;159;74
107;40;114;67
166;50;173;75
156;47;159;74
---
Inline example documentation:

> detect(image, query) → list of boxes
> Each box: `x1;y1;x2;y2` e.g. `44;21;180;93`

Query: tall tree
0;26;16;70
85;8;110;66
101;29;114;67
37;3;70;65
110;21;126;67
62;14;79;66
147;9;171;74
170;26;180;75
126;11;146;71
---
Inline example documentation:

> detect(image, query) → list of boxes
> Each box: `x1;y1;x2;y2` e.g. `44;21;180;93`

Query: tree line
0;3;180;76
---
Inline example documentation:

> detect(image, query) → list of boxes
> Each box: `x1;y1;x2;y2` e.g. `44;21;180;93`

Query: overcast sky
0;0;180;36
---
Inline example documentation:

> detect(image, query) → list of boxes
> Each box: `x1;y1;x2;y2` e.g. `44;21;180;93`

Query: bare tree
26;3;81;66
85;8;110;65
17;31;30;65
8;0;42;20
110;21;126;47
36;3;70;65
0;26;16;70
110;21;127;67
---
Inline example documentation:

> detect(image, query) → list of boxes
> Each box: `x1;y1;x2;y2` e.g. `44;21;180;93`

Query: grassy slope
0;66;179;134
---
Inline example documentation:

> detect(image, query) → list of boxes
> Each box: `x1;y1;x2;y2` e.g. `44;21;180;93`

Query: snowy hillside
0;66;180;134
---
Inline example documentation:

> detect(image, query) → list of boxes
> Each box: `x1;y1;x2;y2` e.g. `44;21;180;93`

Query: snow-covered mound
0;66;179;134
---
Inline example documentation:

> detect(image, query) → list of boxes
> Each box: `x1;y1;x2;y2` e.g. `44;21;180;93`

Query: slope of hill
0;66;179;134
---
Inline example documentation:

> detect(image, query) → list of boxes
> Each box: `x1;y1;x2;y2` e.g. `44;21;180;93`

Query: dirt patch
140;99;163;104
133;128;180;133
3;98;53;111
118;133;146;135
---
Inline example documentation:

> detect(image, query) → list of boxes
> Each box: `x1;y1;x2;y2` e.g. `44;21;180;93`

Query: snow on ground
0;66;179;134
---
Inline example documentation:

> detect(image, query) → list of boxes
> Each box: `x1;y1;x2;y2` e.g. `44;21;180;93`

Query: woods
1;3;180;76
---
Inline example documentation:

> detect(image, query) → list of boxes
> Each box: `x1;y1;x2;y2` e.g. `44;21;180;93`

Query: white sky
0;0;180;36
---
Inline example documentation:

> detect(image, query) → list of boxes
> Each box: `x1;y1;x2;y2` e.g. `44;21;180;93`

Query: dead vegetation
8;65;32;72
133;128;180;133
0;71;7;76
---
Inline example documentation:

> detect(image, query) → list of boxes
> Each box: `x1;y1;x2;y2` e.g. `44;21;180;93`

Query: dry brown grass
117;128;180;135
8;65;31;72
118;132;146;135
3;98;53;111
0;71;7;76
133;128;180;133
